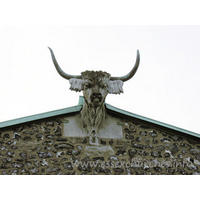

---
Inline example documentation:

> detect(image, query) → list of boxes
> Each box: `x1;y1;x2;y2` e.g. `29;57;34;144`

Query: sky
0;25;199;134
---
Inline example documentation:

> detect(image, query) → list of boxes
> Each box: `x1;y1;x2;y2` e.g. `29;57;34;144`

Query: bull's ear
108;80;124;94
69;78;85;92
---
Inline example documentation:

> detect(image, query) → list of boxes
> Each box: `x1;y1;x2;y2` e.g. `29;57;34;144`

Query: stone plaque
63;113;123;139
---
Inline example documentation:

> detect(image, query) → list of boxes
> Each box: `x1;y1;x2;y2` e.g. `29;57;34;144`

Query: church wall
0;114;200;175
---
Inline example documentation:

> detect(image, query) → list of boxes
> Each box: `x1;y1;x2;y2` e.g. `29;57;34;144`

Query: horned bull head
48;47;140;102
48;47;140;145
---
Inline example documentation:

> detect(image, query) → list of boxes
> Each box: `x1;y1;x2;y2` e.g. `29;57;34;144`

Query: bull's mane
81;102;107;134
81;70;111;83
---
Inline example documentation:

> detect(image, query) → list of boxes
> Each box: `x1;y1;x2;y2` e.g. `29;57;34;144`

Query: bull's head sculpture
48;47;140;145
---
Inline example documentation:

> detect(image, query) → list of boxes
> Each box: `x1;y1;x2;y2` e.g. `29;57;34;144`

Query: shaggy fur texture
80;101;107;136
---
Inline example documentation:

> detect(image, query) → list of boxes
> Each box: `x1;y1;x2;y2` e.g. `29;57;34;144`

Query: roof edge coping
106;103;200;139
0;97;83;129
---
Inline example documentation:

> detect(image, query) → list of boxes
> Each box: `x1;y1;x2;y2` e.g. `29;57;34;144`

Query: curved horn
48;47;82;80
110;50;140;82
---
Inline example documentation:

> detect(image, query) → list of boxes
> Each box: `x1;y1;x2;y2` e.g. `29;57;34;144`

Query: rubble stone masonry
0;115;200;175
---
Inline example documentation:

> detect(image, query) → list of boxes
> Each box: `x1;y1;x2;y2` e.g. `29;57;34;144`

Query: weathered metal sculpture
48;47;140;145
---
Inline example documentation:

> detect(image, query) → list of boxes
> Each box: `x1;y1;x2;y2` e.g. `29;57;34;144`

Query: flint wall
0;114;200;175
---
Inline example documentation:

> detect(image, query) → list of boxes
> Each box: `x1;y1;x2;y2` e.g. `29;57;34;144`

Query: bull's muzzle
91;93;103;107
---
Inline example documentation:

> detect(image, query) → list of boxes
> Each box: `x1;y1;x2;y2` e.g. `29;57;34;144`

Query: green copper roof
0;96;199;139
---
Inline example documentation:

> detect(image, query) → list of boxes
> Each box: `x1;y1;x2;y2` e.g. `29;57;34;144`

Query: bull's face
68;70;124;107
81;71;110;107
83;80;108;107
69;71;123;107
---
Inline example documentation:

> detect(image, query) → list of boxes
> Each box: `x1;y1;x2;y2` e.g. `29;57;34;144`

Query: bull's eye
84;82;92;89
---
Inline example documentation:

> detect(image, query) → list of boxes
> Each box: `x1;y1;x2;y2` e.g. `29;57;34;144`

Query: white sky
0;1;199;136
